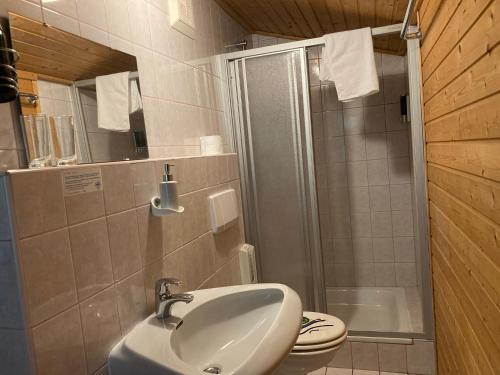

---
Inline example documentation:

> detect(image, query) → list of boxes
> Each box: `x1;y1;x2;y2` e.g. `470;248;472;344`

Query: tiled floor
309;368;418;375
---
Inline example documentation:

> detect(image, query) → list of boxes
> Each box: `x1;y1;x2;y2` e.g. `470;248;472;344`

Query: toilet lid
295;312;346;346
292;331;347;352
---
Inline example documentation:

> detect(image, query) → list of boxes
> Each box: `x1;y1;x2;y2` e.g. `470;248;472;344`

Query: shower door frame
223;24;434;341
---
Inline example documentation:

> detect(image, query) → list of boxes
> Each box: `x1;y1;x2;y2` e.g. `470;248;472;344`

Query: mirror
8;13;148;166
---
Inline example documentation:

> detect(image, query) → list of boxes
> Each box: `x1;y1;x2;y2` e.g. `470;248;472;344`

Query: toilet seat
292;330;348;352
292;311;347;353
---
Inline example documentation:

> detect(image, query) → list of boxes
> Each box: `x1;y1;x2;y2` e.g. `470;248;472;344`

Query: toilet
275;312;348;375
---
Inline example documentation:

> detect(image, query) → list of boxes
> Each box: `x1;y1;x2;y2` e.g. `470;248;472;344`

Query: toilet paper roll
200;135;223;155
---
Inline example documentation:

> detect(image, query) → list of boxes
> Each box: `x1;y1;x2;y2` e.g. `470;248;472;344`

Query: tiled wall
0;0;250;169
309;48;417;288
328;339;436;374
0;154;244;374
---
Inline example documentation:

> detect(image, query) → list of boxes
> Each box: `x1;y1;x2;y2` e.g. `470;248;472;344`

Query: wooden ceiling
9;13;137;82
215;0;412;54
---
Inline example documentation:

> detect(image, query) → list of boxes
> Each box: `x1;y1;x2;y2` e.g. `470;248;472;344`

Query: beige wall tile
102;164;134;214
0;176;12;240
19;229;77;326
107;209;142;281
69;218;113;300
378;343;407;373
351;342;379;371
206;155;228;187
136;205;165;265
174;157;208;194
11;170;67;238
143;259;166;311
329;342;353;368
227;154;240;181
80;286;122;373
130;161;158;206
116;271;147;334
406;340;436;375
32;307;86;375
213;219;243;269
65;190;105;225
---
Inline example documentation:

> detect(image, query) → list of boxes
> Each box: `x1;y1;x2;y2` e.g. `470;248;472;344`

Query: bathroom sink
108;283;302;375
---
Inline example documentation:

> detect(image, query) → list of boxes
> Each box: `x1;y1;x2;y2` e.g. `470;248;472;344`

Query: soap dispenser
151;163;184;216
160;163;178;209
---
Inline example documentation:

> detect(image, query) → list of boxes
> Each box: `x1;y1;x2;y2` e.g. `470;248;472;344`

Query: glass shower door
229;49;324;311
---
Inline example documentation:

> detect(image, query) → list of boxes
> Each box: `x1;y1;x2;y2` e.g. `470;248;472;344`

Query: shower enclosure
224;24;433;341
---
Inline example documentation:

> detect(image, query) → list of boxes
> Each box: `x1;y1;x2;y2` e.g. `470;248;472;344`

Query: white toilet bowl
275;312;347;375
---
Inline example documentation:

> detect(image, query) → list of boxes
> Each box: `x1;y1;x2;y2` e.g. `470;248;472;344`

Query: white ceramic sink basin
108;283;302;375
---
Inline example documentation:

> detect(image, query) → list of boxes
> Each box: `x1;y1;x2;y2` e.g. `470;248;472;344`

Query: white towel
319;28;379;102
97;72;137;132
129;78;143;114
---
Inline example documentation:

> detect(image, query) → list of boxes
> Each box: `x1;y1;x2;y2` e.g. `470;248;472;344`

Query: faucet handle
155;278;183;296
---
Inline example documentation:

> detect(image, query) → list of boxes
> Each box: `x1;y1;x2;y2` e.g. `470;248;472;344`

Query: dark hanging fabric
0;24;19;103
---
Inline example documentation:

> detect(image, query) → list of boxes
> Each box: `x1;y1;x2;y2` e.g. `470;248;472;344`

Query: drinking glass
49;115;77;166
23;114;51;168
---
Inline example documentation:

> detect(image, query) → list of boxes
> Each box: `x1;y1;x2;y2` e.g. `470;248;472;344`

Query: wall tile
136;205;165;265
115;271;147;334
80;286;122;373
378;343;407;373
367;159;389;186
371;211;392;237
42;7;80;34
343;108;364;135
352;237;373;263
41;0;77;18
345;135;366;161
329;342;352;368
102;164;135;215
76;0;107;29
347;161;368;187
130;161;158;207
363;105;386;133
372;237;394;262
11;170;67;238
323;111;344;138
355;262;375;286
406;340;436;374
390;184;412;210
365;132;387;160
395;263;417;286
351;342;379;371
107;209;142;281
19;229;77;326
65;190;105;225
394;236;415;262
374;263;396;286
369;185;390;211
32;307;86;375
391;210;413;236
69;218;113;300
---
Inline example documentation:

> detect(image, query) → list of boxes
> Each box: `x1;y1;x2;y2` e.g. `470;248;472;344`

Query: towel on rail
319;28;379;102
97;72;141;132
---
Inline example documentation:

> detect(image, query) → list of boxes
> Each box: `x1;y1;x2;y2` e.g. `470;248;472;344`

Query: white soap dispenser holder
151;163;184;217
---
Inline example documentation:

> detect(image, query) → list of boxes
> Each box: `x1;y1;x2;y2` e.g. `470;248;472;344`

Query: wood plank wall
417;0;500;374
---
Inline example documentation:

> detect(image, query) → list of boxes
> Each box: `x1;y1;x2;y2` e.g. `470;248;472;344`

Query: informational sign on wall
62;168;103;196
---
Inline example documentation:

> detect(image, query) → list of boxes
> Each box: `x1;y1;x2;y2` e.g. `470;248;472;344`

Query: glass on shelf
49;115;77;166
23;114;51;168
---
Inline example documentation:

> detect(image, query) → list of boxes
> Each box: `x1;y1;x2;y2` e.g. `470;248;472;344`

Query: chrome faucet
155;278;194;320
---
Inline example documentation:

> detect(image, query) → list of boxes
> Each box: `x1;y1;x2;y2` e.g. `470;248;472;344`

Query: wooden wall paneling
423;1;500;101
425;93;500;142
432;229;500;362
428;182;500;280
421;0;492;78
434;250;498;374
427;140;500;182
427;164;500;225
429;203;500;310
424;44;500;121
